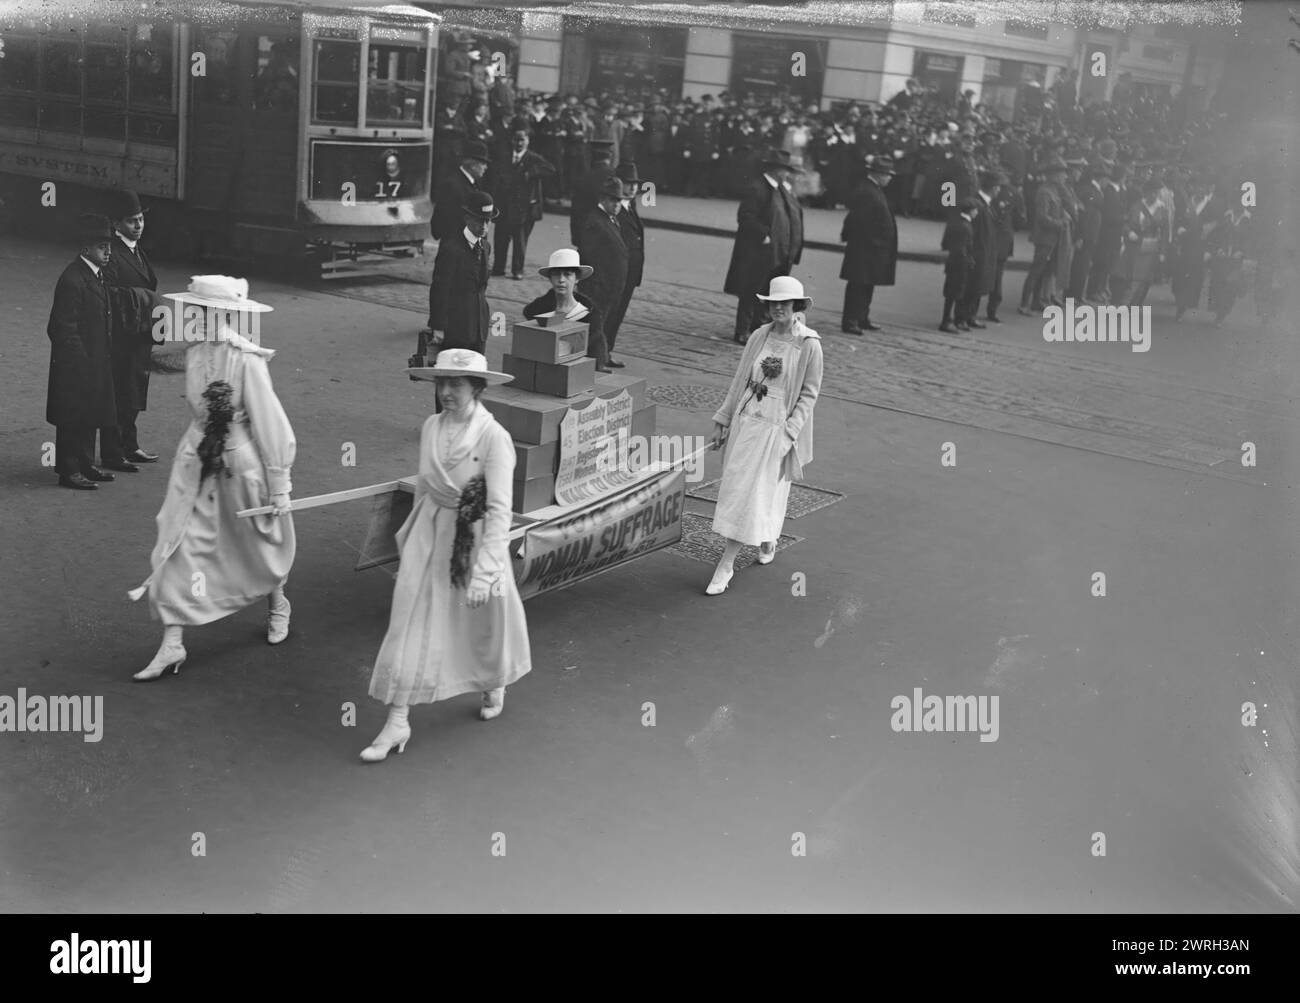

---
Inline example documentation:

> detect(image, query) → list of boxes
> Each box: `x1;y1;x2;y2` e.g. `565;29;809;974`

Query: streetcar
0;0;441;277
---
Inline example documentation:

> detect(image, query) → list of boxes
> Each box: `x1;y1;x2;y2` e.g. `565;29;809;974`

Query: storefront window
313;38;360;124
913;50;963;106
366;41;424;125
730;33;825;105
586;25;685;102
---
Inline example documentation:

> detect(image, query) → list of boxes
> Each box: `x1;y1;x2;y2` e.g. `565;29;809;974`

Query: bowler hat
461;141;490;164
108;189;147;219
461;190;500;220
538;247;593;280
75;213;114;246
761;148;803;173
509;116;531;134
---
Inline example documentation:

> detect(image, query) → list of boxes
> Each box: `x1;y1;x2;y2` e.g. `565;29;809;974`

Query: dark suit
431;167;482;243
576;208;627;368
489;148;556;277
960;195;998;323
986;184;1025;318
101;235;161;460
839;176;898;329
569;163;615;248
723;177;804;339
1088;180;1126;300
941;215;974;318
604;198;645;353
427;229;491;353
1068;180;1104;299
47;257;116;477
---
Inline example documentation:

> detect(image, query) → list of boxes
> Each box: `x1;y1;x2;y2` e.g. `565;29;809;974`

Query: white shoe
705;566;734;595
360;721;411;762
267;595;291;645
756;542;776;565
134;642;187;681
480;688;505;721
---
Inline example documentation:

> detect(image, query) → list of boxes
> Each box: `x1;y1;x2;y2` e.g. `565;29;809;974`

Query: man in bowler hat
46;214;119;490
569;139;617;249
428;191;496;355
100;188;163;469
576;176;627;373
724;148;804;344
840;155;899;334
432;140;490;243
603;161;646;368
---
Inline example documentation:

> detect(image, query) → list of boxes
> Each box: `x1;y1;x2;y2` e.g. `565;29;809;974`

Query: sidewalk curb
637;215;1032;272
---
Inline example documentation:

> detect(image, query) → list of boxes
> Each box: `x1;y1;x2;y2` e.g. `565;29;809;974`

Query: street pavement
1;220;1297;912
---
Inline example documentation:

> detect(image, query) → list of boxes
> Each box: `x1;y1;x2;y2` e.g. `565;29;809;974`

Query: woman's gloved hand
270;492;292;517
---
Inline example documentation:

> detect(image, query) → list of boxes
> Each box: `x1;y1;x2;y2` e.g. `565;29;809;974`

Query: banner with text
514;468;685;600
554;388;635;507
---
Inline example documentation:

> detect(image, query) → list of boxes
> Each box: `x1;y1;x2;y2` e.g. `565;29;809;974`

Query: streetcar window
254;35;299;113
194;30;240;106
366;42;425;126
42;40;81;95
312;39;359;124
129;23;174;110
0;35;40;92
85;43;128;105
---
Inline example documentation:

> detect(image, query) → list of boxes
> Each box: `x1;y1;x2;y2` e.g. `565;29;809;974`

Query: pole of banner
507;439;720;542
236;479;408;518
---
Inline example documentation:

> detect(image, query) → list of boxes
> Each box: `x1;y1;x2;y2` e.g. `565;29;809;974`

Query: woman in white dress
707;276;824;595
361;349;532;762
129;276;295;679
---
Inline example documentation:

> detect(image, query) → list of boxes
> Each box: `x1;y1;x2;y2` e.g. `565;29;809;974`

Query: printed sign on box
554;389;635;506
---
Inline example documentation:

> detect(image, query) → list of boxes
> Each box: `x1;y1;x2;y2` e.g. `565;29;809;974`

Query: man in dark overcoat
839;155;899;335
1067;162;1105;300
958;170;1002;329
47;214;119;490
428;191;496;354
723;148;805;344
576;177;627;373
100;189;163;470
488;117;556;279
603;161;645;368
985;170;1024;323
1018;157;1068;314
431;140;490;243
569;140;616;249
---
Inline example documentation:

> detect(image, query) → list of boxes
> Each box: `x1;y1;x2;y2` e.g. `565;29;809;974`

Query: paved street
2;217;1297;912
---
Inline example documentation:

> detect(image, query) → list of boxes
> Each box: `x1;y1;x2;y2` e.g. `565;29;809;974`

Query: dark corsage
198;380;235;481
740;355;784;412
450;474;488;589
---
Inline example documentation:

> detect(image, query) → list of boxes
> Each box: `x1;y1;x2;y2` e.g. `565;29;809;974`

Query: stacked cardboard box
484;318;658;513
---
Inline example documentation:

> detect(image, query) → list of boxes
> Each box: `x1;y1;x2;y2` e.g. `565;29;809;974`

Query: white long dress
129;330;296;624
367;402;532;706
711;328;803;547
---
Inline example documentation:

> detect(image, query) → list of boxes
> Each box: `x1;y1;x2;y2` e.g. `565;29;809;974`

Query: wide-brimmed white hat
538;247;593;280
408;348;513;385
755;275;813;308
163;275;273;313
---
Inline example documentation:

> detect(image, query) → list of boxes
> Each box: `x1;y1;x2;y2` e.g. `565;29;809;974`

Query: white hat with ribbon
755;274;813;308
408;348;513;385
538;247;593;280
163;275;274;313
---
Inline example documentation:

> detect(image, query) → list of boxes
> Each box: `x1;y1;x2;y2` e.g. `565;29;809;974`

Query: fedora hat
761;148;804;173
108;188;147;219
408;348;512;385
461;140;490;163
163;275;273;313
75;212;114;246
755;275;812;308
865;154;897;175
538;247;593;280
599;176;625;199
614;161;642;184
461;190;499;220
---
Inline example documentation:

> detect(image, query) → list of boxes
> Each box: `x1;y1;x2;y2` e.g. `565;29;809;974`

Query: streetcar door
188;24;299;244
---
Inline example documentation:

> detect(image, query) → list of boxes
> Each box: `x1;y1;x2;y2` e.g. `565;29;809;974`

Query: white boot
360;705;411;763
480;687;505;721
267;588;291;645
134;625;186;681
